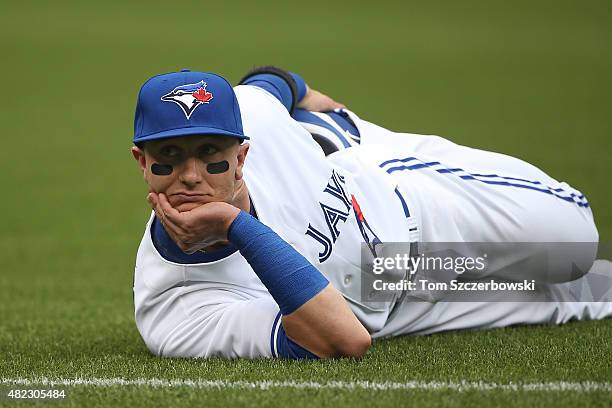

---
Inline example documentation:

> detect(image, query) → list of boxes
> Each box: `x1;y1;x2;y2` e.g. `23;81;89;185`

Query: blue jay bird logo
351;195;383;258
160;81;214;119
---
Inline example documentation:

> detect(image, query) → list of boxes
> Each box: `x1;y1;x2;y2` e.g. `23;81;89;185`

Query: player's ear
131;146;147;173
235;143;249;181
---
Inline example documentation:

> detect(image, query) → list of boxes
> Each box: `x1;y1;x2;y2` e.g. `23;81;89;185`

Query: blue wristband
289;72;307;102
239;67;308;112
228;211;329;315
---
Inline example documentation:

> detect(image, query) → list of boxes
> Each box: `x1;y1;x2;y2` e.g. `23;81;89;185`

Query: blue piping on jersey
470;173;584;197
379;156;418;168
387;161;441;172
394;187;411;218
292;109;352;148
380;156;589;208
325;111;360;138
270;312;282;358
382;157;584;199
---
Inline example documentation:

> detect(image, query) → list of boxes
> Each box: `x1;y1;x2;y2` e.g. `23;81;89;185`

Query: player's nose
178;157;204;186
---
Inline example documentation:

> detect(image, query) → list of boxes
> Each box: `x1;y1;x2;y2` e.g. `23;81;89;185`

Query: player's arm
238;66;344;114
135;284;283;359
149;193;371;359
239;66;360;155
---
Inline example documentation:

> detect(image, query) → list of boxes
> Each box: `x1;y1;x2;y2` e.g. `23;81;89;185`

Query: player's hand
297;87;345;112
147;192;240;254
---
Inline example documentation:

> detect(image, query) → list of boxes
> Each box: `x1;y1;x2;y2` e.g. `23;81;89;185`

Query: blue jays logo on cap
160;80;214;119
133;70;248;145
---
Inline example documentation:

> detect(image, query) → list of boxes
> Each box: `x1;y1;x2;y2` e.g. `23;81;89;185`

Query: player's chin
174;201;209;212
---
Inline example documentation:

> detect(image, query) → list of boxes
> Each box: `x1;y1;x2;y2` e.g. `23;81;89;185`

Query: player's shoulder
135;213;269;296
134;214;185;293
234;84;289;117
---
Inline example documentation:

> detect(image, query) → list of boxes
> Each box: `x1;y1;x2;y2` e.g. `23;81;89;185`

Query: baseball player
131;67;612;359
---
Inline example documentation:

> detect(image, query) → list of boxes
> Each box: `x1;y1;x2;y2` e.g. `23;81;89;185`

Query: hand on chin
174;201;206;213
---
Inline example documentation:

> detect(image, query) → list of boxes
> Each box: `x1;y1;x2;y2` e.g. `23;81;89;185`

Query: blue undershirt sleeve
241;71;307;112
227;210;329;316
275;315;319;359
242;74;294;112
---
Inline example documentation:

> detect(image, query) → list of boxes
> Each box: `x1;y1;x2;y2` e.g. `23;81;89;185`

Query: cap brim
134;126;249;144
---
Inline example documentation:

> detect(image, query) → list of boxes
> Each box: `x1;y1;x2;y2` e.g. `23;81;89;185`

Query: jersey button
343;275;352;285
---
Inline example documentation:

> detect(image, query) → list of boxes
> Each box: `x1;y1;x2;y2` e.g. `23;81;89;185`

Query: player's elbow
333;330;371;358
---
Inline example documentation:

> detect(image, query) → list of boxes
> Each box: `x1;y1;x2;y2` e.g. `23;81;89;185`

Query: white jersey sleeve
133;215;281;359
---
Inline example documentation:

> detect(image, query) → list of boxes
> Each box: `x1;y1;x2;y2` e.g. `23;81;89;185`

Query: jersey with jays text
134;79;605;359
133;85;420;359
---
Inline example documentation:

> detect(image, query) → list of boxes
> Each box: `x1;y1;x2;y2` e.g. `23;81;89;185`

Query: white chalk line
1;378;611;392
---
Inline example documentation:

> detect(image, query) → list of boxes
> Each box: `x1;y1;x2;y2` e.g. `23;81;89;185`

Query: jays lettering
306;170;382;263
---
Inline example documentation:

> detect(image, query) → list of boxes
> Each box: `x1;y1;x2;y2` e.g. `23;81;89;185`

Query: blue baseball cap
133;69;248;145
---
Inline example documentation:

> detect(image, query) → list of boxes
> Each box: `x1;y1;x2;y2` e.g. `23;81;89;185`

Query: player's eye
159;145;183;159
198;145;219;156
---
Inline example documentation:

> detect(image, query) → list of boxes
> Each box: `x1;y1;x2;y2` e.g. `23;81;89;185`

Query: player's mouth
170;192;210;205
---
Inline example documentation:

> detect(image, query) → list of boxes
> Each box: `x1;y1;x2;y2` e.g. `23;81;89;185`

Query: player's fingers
160;212;185;236
147;193;160;212
149;194;167;224
161;221;189;252
156;195;190;233
156;201;187;235
157;212;193;252
149;193;185;235
148;194;194;252
158;217;199;253
321;94;345;111
329;99;345;110
158;193;185;225
148;193;164;219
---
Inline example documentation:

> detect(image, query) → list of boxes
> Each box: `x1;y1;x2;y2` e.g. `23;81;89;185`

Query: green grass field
1;1;611;406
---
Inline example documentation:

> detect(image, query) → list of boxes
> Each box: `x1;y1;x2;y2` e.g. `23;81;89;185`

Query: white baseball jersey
134;84;612;359
134;85;418;358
